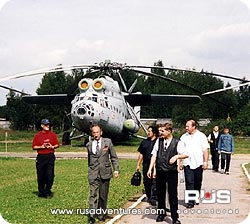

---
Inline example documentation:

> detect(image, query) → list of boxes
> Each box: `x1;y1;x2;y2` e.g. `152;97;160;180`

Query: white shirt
180;130;209;169
207;131;219;141
92;138;102;154
151;137;187;157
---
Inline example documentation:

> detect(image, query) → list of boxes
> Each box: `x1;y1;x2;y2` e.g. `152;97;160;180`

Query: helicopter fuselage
70;76;139;139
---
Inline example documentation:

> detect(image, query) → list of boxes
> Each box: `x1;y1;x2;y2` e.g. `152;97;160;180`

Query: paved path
0;151;138;159
1;152;250;223
114;154;250;224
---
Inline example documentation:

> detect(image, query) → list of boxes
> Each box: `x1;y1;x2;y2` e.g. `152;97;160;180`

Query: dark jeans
220;152;231;172
211;148;219;171
184;165;203;205
36;153;55;196
156;170;179;220
143;162;157;201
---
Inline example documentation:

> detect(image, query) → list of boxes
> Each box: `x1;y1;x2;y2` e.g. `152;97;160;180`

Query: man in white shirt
180;120;209;209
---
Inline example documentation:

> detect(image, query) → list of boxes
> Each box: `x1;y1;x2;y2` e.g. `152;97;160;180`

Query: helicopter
0;61;249;143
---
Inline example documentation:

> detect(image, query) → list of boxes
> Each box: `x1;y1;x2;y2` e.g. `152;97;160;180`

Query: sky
0;0;250;105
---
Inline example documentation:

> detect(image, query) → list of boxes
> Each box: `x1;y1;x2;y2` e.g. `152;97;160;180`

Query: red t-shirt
32;131;60;154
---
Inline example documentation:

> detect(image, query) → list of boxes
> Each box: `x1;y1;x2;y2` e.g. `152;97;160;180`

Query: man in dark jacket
207;125;221;172
147;123;188;224
86;124;119;224
136;126;158;205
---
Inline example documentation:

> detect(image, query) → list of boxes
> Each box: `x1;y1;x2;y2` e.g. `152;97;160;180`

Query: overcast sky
0;0;250;105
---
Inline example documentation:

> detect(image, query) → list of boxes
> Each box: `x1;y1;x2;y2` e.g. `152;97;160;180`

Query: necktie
96;141;100;154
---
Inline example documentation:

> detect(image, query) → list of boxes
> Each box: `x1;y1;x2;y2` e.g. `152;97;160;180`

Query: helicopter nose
77;107;86;115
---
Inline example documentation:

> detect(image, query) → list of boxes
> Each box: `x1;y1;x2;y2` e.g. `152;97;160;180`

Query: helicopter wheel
62;131;71;145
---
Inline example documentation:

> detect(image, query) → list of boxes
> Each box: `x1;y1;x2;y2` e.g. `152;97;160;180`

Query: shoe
195;202;199;205
38;192;45;198
225;171;229;175
149;200;157;206
88;216;95;224
45;194;52;199
185;204;194;209
45;192;52;199
156;214;166;222
172;218;181;224
220;169;224;174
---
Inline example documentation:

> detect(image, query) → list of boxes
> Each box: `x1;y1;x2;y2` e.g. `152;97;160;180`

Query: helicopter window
84;96;91;100
104;97;108;108
100;99;104;107
92;94;98;102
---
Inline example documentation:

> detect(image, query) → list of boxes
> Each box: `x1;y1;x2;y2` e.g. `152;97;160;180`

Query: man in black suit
207;125;221;172
86;124;119;224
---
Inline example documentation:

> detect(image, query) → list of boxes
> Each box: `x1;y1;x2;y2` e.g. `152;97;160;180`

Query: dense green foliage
0;60;249;135
0;158;141;224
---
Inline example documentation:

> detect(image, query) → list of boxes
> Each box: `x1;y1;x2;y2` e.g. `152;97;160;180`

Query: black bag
131;171;141;186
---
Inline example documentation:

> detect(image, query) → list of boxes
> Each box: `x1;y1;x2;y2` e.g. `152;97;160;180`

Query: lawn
0;130;249;154
0;158;142;224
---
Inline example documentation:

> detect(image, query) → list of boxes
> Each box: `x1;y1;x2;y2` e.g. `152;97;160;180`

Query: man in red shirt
32;119;59;198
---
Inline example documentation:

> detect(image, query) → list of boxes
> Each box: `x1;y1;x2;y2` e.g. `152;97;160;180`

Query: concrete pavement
114;154;250;224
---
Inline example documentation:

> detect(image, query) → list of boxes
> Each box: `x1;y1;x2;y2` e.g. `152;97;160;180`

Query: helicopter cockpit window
84;96;91;100
92;94;98;102
104;97;108;108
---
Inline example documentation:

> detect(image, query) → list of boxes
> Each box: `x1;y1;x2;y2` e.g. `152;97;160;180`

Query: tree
233;103;250;136
236;77;250;107
34;68;81;131
6;91;34;130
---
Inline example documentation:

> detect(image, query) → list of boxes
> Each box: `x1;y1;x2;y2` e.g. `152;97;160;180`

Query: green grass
0;130;249;154
0;158;142;224
245;163;250;175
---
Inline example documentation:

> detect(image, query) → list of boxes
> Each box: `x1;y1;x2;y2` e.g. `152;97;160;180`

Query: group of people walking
136;121;234;224
32;118;234;224
208;125;234;175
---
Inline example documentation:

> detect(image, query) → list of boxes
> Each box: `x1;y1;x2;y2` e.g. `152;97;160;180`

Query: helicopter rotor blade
0;84;29;95
202;81;250;95
130;68;229;107
129;65;248;82
0;64;95;83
